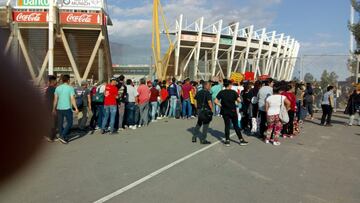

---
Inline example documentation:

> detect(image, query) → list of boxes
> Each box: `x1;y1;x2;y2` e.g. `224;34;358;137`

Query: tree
304;73;315;83
350;0;360;52
320;70;339;90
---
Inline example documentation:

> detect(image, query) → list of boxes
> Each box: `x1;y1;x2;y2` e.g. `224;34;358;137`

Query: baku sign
17;0;49;7
60;12;102;25
12;11;48;23
61;0;103;8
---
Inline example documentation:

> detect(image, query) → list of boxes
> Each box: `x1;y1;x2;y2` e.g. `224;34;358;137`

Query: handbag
198;91;213;123
279;96;289;124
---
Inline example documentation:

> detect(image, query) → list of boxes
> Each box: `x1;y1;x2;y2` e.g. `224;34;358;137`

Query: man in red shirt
101;78;119;134
137;78;151;127
181;78;193;119
149;82;160;122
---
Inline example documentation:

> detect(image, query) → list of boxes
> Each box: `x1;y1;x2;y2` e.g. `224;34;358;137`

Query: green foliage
350;0;360;50
304;73;315;83
320;70;339;90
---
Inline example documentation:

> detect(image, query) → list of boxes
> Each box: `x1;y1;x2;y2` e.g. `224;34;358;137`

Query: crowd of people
46;74;360;145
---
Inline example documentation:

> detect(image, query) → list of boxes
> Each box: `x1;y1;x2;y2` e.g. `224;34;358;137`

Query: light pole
48;0;55;76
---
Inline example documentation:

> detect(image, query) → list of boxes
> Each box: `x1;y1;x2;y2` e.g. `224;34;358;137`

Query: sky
0;0;353;79
104;0;352;80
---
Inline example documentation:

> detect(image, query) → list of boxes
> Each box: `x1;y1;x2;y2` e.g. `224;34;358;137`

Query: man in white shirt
125;79;138;129
257;78;274;138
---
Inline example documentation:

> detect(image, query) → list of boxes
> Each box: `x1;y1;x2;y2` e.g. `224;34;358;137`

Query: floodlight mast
152;0;174;80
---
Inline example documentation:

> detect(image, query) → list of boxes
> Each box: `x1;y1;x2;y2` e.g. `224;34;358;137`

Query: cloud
107;0;282;39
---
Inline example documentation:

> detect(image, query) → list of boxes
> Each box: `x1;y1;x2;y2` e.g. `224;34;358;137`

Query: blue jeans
126;102;136;126
57;109;73;140
96;104;104;128
168;96;177;117
102;105;117;132
151;101;158;121
182;99;192;118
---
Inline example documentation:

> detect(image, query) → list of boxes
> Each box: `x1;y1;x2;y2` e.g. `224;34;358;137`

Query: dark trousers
49;115;57;140
222;113;244;141
321;105;333;125
90;102;97;129
241;106;250;130
57;109;73;140
194;110;210;141
259;110;267;138
304;101;314;117
160;100;168;117
282;110;295;135
126;102;136;126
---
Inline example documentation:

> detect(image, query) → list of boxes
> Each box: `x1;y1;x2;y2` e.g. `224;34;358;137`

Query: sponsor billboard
13;11;48;23
17;0;49;7
60;0;103;8
60;12;102;25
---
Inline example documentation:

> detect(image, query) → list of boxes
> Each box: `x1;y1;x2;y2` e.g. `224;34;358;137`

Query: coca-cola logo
16;13;42;22
66;14;92;23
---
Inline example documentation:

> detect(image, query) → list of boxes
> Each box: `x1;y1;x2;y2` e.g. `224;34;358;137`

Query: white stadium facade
166;15;300;81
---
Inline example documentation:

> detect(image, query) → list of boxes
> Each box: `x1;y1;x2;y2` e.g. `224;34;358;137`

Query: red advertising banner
60;12;101;25
12;11;48;23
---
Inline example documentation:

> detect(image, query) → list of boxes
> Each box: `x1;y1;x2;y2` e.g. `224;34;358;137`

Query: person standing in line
302;83;315;120
101;78;118;134
181;78;193;119
241;83;252;132
45;75;58;142
52;74;79;144
320;86;335;126
125;79;138;130
94;81;106;130
211;78;223;116
76;81;91;131
215;79;249;147
265;84;291;146
281;83;297;138
159;85;169;119
89;82;98;130
257;78;274;139
167;78;178;118
249;80;261;133
193;81;213;144
149;82;160;122
137;78;150;127
116;75;127;130
345;86;360;126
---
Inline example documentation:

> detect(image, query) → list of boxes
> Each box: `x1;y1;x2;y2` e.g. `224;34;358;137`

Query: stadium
162;15;300;81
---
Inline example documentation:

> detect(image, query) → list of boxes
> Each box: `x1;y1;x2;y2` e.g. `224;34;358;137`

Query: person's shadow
187;127;245;144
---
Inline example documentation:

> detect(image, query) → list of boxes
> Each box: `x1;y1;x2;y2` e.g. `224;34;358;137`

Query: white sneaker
273;141;281;146
138;125;142;128
265;140;270;144
130;125;137;130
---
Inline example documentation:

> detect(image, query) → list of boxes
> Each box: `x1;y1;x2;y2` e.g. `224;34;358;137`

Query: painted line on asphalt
93;133;237;203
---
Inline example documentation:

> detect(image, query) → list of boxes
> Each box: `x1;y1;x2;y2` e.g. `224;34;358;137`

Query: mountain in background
110;42;152;65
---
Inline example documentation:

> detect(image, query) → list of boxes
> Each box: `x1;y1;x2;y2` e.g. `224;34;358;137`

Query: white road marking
93;133;237;203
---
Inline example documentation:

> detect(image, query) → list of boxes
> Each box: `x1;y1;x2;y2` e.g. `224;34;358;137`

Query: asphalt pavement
0;113;359;203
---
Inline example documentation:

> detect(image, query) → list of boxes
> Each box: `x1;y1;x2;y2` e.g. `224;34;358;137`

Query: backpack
94;86;105;103
75;89;85;110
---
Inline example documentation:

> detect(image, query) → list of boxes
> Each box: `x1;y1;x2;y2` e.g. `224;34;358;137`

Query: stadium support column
283;39;295;80
227;22;239;78
279;36;290;80
265;31;276;75
98;48;104;82
175;14;183;77
10;24;19;67
255;28;266;78
271;33;284;79
212;20;222;78
242;25;254;74
288;43;300;80
193;17;204;80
